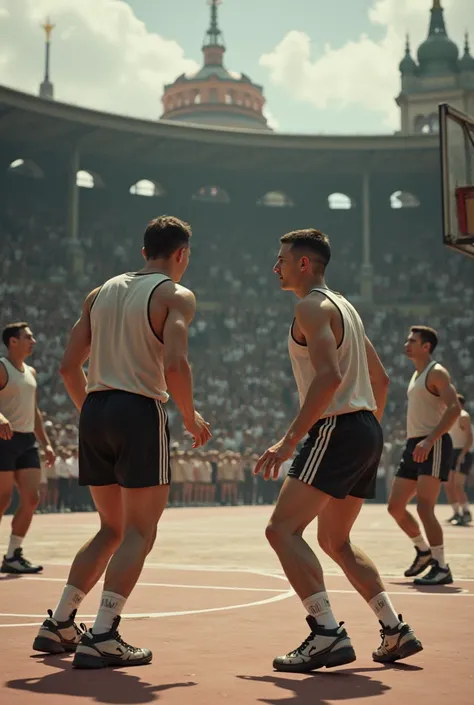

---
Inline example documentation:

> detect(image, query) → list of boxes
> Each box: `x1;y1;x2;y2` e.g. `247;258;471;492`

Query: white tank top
87;271;171;402
406;361;446;438
287;287;376;417
0;357;37;433
450;410;471;449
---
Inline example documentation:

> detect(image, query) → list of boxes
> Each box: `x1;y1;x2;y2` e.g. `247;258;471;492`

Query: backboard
439;102;474;258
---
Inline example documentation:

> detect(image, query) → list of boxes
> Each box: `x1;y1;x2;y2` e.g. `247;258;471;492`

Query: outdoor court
0;503;472;705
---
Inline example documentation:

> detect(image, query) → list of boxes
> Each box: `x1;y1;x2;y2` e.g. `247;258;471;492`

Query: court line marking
0;567;294;628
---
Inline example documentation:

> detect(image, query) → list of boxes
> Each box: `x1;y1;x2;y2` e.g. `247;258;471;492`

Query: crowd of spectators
1;193;473;509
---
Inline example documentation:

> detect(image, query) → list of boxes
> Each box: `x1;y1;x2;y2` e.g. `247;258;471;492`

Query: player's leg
318;495;422;663
445;467;461;523
266;476;355;672
387;476;432;577
32;484;123;655
455;455;472;525
3;467;42;573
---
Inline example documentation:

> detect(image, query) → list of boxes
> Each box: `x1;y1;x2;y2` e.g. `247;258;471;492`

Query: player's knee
318;532;335;558
0;489;13;513
416;498;435;519
265;521;287;548
98;524;122;550
387;500;403;521
19;488;40;510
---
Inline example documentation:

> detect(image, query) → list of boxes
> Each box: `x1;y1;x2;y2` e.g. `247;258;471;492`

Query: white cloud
0;0;199;120
260;0;474;132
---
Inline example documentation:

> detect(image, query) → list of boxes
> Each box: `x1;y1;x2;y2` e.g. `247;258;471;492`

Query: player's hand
412;438;433;464
254;438;296;481
0;414;13;440
184;411;212;448
44;444;56;468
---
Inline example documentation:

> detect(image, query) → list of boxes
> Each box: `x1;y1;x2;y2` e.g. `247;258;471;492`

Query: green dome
399;52;417;75
460;35;474;72
417;34;458;72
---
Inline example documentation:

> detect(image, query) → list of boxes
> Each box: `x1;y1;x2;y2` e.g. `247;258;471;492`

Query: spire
39;17;55;100
202;1;225;66
460;31;474;72
399;33;417;75
428;0;447;37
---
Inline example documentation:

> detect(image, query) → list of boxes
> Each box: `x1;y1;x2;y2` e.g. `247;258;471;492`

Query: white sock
411;534;429;552
303;591;339;630
368;592;400;629
7;535;23;558
92;591;127;635
431;545;447;569
452;503;460;514
52;584;86;622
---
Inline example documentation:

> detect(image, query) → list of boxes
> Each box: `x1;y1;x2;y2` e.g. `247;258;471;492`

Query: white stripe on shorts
431;437;441;479
155;401;169;485
300;415;337;486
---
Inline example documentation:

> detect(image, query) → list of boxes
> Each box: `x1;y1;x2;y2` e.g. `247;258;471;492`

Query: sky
0;0;472;134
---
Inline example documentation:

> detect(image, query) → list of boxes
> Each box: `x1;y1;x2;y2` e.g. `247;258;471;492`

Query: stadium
0;2;473;702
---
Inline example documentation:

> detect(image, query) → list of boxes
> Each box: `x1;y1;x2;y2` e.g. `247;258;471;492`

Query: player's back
87;271;170;402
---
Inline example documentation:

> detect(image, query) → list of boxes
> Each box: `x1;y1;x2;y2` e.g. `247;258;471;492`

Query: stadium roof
0;85;439;174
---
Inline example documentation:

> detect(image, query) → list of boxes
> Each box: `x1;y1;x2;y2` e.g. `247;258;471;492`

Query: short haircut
280;229;331;267
457;394;465;406
410;325;438;353
2;322;29;347
143;215;191;260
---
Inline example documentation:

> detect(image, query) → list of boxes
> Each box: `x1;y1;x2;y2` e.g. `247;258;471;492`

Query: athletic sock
411;534;429;552
6;534;23;559
92;591;127;635
52;584;86;622
462;503;470;512
452;503;460;514
431;545;447;569
368;592;400;629
303;591;339;630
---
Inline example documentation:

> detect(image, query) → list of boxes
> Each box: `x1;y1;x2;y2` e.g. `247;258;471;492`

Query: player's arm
424;367;461;446
59;288;99;412
457;412;473;467
0;361;13;440
158;285;211;448
31;368;55;467
364;336;390;422
283;297;342;447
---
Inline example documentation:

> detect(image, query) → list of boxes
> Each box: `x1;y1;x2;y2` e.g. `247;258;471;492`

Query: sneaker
1;548;43;574
447;512;462;524
72;616;152;669
272;616;356;673
372;616;423;663
453;514;468;526
33;609;86;654
413;561;453;585
403;547;433;577
462;509;472;524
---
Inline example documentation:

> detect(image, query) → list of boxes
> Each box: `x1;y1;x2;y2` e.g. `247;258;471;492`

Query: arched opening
76;170;105;189
129;179;165;197
390;190;420;209
8;158;44;179
328;192;353;210
192;185;230;204
194;92;201;104
257;191;294;208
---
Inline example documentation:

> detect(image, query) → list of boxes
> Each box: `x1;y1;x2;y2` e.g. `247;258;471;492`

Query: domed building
396;1;474;134
160;1;270;131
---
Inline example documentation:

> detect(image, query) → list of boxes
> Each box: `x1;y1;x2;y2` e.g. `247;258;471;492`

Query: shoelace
290;630;317;656
76;622;87;637
111;630;140;653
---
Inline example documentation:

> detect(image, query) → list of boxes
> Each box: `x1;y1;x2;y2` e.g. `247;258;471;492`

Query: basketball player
387;326;460;585
0;322;55;574
32;216;211;668
447;394;473;525
255;229;422;672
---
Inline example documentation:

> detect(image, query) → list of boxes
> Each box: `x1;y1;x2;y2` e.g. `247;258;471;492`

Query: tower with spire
396;1;474;134
160;1;270;130
39;17;55;100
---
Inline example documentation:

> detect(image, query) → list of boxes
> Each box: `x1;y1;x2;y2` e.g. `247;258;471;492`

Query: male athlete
446;394;472;526
388;326;460;585
0;322;55;574
255;229;422;673
33;216;211;668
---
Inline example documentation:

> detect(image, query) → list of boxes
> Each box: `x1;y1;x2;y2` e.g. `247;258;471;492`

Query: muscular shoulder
460;409;471;427
152;281;195;309
295;292;331;324
428;363;450;384
0;360;7;389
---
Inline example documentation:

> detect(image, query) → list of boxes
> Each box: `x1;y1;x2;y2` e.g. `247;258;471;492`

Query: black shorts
0;432;40;472
396;434;452;482
451;449;473;476
287;410;383;500
79;390;170;489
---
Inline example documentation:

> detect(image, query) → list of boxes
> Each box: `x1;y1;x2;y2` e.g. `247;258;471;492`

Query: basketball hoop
455;185;474;241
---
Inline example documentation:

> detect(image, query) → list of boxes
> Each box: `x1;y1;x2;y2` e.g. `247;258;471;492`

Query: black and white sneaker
461;509;472;525
404;547;433;577
1;548;43;574
372;615;423;663
72;616;152;669
413;561;453;585
272;616;356;673
447;512;462;524
33;609;86;653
